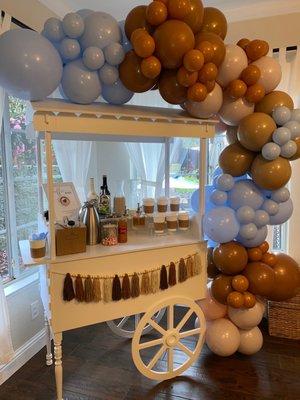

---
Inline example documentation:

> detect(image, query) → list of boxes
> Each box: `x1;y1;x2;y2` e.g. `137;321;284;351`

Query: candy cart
19;99;216;400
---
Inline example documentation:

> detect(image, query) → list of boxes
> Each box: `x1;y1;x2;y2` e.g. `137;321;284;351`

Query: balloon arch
0;1;299;356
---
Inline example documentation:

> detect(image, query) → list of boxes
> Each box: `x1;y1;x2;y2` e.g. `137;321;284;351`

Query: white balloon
205;318;240;357
219;95;255;126
217;44;248;88
228;300;264;330
238;326;263;355
185;83;223;119
252;56;282;94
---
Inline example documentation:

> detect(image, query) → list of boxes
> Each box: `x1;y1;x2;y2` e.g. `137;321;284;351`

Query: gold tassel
141;271;150;295
103;278;112;303
150;270;160;293
92;277;101;302
186;256;193;278
193;253;202;275
84;276;94;302
179;258;187;282
168;262;177;286
75;274;85;302
131;273;140;298
122;274;131;299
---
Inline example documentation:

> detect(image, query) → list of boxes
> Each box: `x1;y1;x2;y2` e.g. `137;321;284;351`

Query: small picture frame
43;182;81;223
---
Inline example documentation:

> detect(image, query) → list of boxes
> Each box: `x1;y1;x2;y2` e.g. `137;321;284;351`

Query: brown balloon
177;66;198;87
183;49;204;72
154;19;195;69
125;6;152;39
237;38;250;50
195;31;226;66
207;247;220;279
200;7;227;40
241;65;261;86
237;112;276;152
251;155;292;191
119;50;157;93
243;291;256;308
211;274;233;305
227;291;244;308
289;136;300;161
226;126;238;144
187;82;207;102
219;142;256;177
268;253;300;301
245;83;266;104
146;1;168;26
213;242;248;275
259;241;269;254
243;261;276;297
159;69;187;104
247;247;263;262
141;56;162;79
182;0;204;34
168;0;191;20
255;90;294;115
232;275;249;292
261;252;277;267
205;80;216;93
132;32;155;58
245;40;269;61
227;79;247;100
198;62;218;83
196;40;214;62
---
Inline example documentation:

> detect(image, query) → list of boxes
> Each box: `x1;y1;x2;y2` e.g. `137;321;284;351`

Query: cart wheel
106;309;166;339
132;296;206;380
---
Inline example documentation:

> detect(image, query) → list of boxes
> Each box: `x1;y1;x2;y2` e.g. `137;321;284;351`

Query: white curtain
0;11;14;365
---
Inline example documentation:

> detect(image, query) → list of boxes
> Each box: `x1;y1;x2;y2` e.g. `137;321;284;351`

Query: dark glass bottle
99;175;111;215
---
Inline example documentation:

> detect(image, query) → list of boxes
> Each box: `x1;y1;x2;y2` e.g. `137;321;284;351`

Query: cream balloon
217;44;248;88
228;300;264;330
205;318;240;357
252;56;282;94
238;326;263;355
197;288;227;320
184;82;223;118
219;94;255;126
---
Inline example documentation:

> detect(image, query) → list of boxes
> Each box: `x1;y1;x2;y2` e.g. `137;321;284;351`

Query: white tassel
193;253;202;276
150;270;160;293
103;278;112;303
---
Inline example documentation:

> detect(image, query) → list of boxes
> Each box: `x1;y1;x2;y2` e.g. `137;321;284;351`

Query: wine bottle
99;175;111;215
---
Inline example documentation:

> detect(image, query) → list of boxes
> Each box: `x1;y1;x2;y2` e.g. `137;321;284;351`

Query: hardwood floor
0;314;299;400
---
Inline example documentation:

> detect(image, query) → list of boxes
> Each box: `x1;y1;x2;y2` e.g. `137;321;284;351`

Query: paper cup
143;198;155;214
170;197;180;211
30;239;46;259
153;214;166;233
166;212;178;231
178;212;190;230
157;197;168;212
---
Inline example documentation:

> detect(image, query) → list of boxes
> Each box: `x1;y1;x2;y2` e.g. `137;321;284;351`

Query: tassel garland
84;275;94;302
63;273;75;301
75;274;85;302
112;275;122;301
122;274;131;300
160;265;168;290
168;262;177;286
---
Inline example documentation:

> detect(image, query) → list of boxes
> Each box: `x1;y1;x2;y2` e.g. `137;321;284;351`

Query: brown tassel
63;273;75;301
168;262;177;286
103;278;112;302
186;256;193;278
131;273;140;298
141;271;150;295
112;274;122;301
75;274;85;302
179;258;187;282
84;276;93;302
160;265;168;290
150;270;160;293
122;274;131;300
92;277;101;302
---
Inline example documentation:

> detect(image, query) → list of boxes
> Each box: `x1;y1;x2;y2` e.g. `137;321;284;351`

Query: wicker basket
268;292;300;340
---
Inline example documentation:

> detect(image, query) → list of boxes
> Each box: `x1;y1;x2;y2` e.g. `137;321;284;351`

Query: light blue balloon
104;42;125;66
101;79;134;105
239;223;258;240
269;198;293;225
62;13;85;39
59;38;81;61
280;140;297;158
253;210;270;228
77;9;94;19
215;174;234;191
270;187;290;203
43;17;65;42
99;63;119;85
213;167;223;178
119;20;132;52
272;127;291;145
284;120;300;139
272;106;291;126
262;199;279;216
0;29;62;100
203;207;240;244
228;179;264;211
210;190;228;206
236;206;255;224
191;186;215;213
262;142;281;160
61;59;102;104
80;12;121;50
291;109;300;123
237;226;268;248
83;47;105;70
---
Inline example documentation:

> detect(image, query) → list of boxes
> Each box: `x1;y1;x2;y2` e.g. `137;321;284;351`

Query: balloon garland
0;1;299;357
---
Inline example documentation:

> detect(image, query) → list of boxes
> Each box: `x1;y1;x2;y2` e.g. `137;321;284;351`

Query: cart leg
54;332;63;400
45;315;53;366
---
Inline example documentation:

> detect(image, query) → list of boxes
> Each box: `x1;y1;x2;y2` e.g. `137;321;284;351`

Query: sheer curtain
0;11;14;365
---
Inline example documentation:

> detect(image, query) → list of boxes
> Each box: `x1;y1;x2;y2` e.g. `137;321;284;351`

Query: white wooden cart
19;99;216;400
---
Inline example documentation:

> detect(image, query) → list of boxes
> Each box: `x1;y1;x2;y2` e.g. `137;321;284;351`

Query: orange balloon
219;142;256;177
205;80;216;93
255;90;294;115
168;0;191;20
243;291;256;308
200;7;228;40
227;291;244;308
211;274;233;305
259;241;269;254
195;40;214;62
157;0;169;4
232;275;249;292
154;19;195;69
183;49;204;72
177;66;198;87
141;56;162;79
159;69;187;104
261;252;277;267
132;32;155;58
187;82;207;102
213;242;248;275
245;83;266;104
246;40;269;61
125;6;152;39
289;136;300;161
227;79;247;100
237;38;250;50
198;62;218;83
241;65;261;86
243;262;276;297
130;28;148;43
195;31;225;66
207;247;220;279
247;247;263;262
182;0;204;34
146;1;168;26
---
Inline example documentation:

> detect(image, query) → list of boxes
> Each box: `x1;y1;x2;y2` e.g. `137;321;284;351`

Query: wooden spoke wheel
132;296;206;380
106;309;166;338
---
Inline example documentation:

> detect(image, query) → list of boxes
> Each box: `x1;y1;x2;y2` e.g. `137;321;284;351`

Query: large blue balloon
228;180;264;211
269;198;293;225
80;12;121;50
0;30;62;100
101;79;134;105
61;59;102;104
237;225;268;248
191;185;214;213
203;206;240;244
